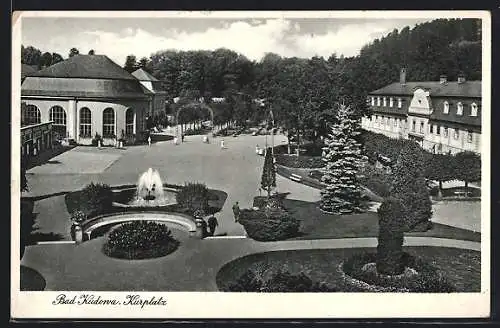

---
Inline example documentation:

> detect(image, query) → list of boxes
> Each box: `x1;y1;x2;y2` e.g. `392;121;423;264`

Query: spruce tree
261;147;276;198
320;104;365;214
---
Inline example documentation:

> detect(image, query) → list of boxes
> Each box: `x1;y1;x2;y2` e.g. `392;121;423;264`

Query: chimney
400;67;406;85
440;74;447;84
458;73;466;84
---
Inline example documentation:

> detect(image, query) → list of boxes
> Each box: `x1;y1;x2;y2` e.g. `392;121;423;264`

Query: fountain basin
112;187;179;209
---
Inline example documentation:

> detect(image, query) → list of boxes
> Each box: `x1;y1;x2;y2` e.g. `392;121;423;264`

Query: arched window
443;101;449;114
125;108;135;136
102;108;115;138
470;103;478;117
22;104;41;126
50;106;67;139
457;102;463;116
79;107;91;137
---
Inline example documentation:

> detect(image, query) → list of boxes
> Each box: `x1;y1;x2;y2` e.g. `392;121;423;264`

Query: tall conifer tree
320;104;365;214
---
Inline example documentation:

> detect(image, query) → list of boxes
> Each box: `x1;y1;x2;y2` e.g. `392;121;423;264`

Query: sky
21;16;434;66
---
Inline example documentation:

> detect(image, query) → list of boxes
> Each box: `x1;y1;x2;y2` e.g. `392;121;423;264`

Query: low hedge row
275;154;325;169
342;252;455;292
238;208;300;241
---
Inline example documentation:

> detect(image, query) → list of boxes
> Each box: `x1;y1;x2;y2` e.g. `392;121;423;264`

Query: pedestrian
200;218;208;238
232;201;240;222
255;144;260;154
173;136;179;145
148;135;151;147
181;133;185;143
207;215;219;236
220;139;226;150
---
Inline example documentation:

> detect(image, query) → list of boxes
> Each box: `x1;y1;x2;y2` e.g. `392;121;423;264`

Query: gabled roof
131;68;159;81
30;55;137;80
370;81;481;98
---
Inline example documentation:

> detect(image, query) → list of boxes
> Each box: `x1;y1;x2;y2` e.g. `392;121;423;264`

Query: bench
454;191;469;197
290;174;302;182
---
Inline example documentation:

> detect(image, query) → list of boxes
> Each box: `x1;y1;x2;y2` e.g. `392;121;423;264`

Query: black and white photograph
12;10;490;319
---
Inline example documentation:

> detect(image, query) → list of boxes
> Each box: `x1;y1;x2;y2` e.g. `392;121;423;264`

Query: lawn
281;198;480;242
20;265;46;291
216;247;480;292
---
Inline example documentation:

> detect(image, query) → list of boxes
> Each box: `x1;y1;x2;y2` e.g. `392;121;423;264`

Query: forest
22;18;482;138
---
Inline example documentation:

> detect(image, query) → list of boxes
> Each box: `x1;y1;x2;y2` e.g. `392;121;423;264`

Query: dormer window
471;103;478;116
371;97;375;106
457;102;463;116
397;98;402;108
389;97;394;107
443;101;449;114
377;97;381;106
383;97;387;107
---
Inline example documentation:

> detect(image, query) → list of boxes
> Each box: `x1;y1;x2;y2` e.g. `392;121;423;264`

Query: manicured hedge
176;182;210;215
228;269;334;292
275;154;325;169
65;182;114;218
238;208;300;241
342;252;455;292
102;221;179;260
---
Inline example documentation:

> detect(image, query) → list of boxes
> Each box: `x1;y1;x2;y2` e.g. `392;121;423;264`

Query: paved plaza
24;133;319;237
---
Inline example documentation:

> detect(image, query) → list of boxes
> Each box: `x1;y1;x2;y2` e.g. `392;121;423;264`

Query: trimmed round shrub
238;208;300;241
66;182;113;218
176;182;209;215
342;252;456;292
102;221;179;260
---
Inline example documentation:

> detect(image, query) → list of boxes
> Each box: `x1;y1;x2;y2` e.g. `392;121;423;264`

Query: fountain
118;168;177;207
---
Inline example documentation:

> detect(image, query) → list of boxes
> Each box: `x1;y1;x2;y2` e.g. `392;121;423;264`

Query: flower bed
342;252;455;292
102;221;180;260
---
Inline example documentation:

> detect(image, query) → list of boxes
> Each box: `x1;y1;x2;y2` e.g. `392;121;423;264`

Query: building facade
21;55;151;146
361;69;481;154
131;68;168;119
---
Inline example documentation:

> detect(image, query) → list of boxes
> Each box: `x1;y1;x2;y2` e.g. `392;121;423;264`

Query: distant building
21;55;150;145
131;68;168;119
362;68;481;154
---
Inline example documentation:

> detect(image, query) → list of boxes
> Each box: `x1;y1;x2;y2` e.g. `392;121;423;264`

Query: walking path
21;234;480;291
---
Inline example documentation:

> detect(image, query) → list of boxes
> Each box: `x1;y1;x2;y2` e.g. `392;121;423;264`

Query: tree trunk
296;129;300;157
438;180;443;199
287;134;291;155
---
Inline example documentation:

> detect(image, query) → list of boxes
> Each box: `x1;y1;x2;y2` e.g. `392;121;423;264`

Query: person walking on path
148;135;151;147
207;215;219;236
181;133;185;143
220;139;226;150
232;201;240;222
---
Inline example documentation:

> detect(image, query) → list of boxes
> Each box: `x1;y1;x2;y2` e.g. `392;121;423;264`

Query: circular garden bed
216;247;480;292
102;221;180;260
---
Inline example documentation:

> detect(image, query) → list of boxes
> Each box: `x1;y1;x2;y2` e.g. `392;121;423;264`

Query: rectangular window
420;122;424;133
467;131;473;143
436;125;440;135
393;118;397;127
429;124;432;133
454;129;459;140
398;98;402;108
389;97;394;107
412;120;416;132
444;127;448;137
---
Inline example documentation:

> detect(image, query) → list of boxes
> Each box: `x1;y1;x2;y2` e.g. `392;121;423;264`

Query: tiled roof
370;81;481;98
30;55;137;81
131;68;159;81
21;64;38;79
21;77;149;100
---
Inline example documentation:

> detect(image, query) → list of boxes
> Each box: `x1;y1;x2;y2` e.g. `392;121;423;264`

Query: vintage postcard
11;10;491;319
